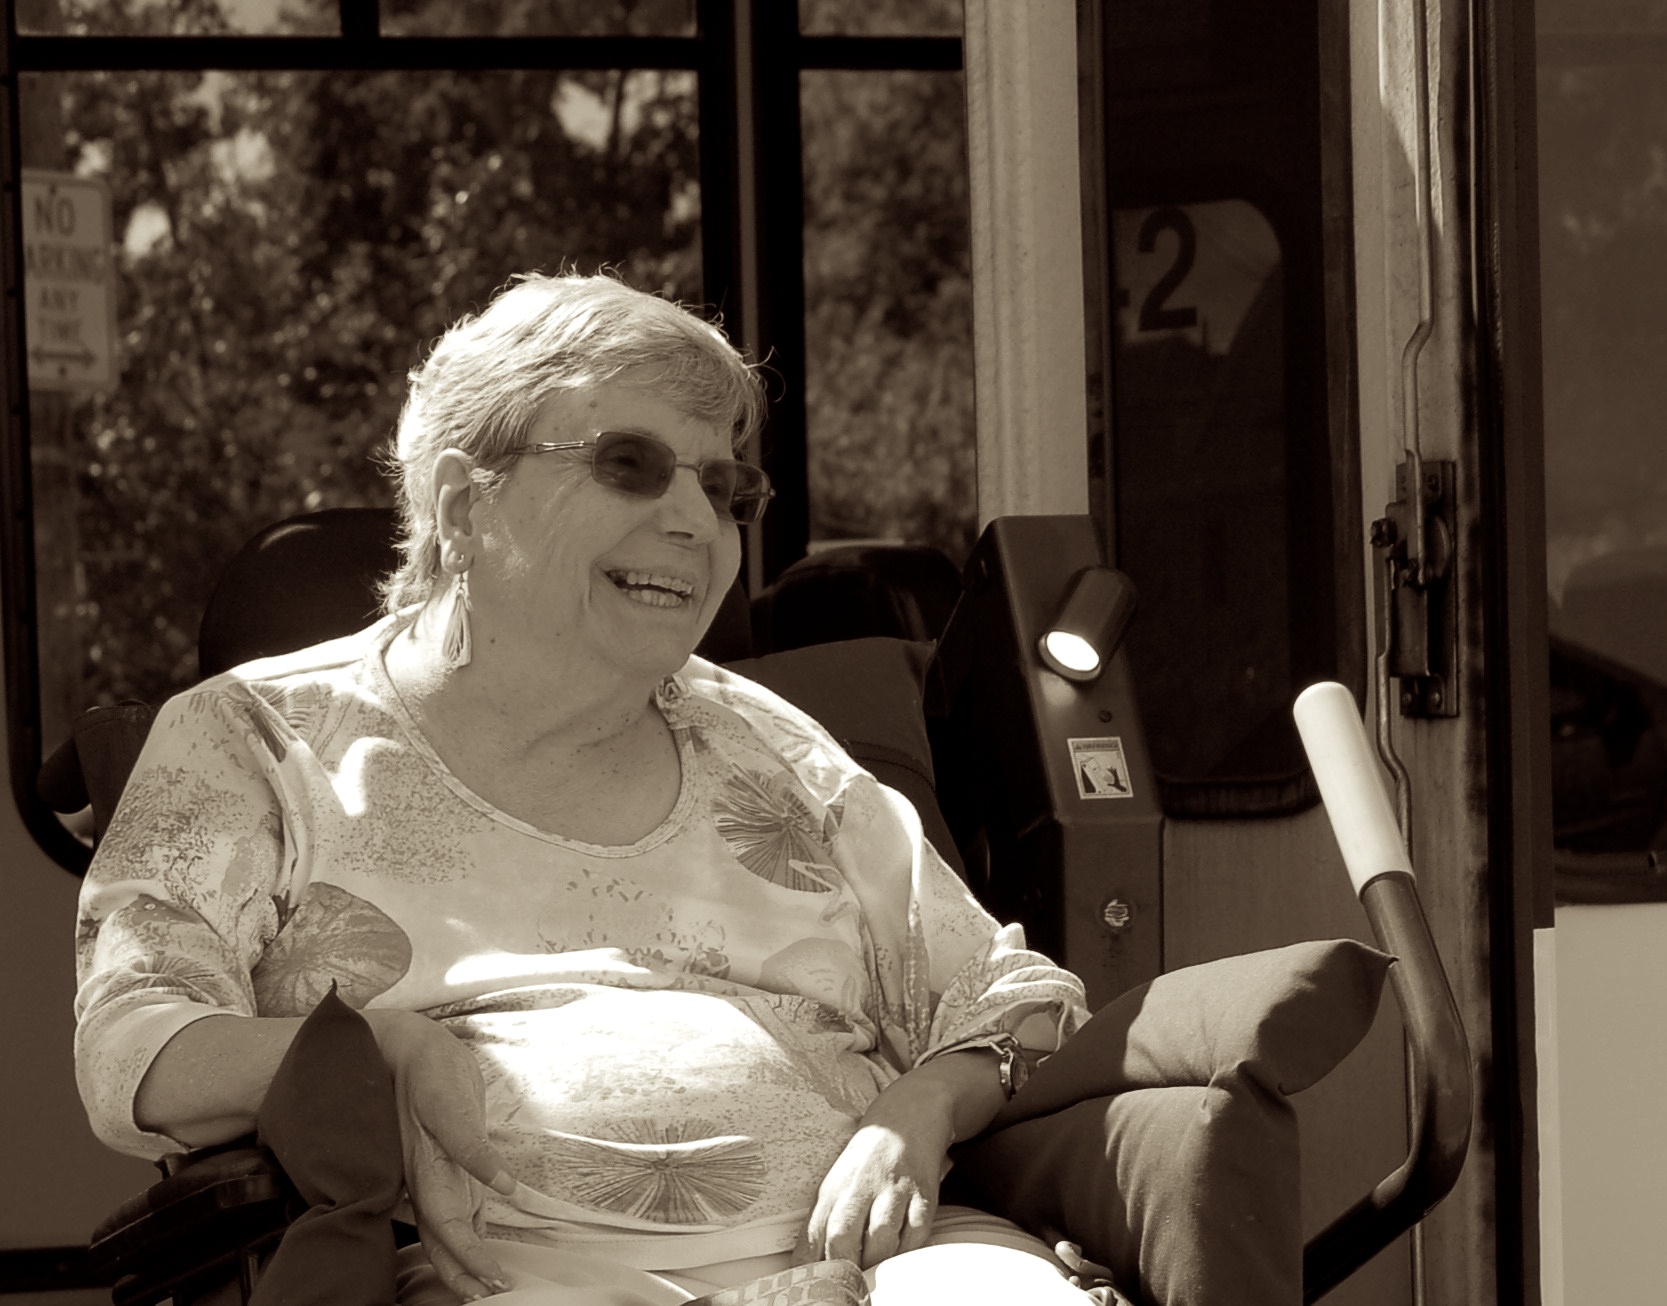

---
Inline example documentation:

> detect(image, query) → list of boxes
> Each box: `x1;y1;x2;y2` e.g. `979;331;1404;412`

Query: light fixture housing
1036;566;1138;682
931;517;1161;1007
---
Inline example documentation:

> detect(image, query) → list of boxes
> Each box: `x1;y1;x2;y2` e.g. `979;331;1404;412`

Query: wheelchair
42;509;1471;1306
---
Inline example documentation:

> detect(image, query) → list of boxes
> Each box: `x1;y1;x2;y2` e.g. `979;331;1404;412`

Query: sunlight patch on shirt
445;947;653;989
336;737;378;817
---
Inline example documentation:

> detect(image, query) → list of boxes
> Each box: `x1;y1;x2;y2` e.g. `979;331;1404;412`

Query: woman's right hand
364;1009;518;1302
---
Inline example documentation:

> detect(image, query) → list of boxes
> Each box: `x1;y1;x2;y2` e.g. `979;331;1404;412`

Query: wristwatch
991;1034;1031;1100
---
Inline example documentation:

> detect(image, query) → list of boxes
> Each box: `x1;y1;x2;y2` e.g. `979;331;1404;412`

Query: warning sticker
1069;737;1133;800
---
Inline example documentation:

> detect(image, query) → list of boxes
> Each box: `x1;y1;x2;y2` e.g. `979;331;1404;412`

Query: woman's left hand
795;1047;1007;1270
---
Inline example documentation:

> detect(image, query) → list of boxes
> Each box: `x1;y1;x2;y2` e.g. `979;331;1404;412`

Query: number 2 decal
1137;206;1199;332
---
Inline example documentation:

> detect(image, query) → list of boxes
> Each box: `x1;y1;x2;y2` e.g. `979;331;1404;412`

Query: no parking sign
21;169;117;393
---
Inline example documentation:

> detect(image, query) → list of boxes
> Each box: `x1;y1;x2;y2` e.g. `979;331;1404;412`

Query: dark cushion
723;636;962;877
250;984;403;1306
951;940;1391;1306
954;1083;1300;1306
992;938;1394;1128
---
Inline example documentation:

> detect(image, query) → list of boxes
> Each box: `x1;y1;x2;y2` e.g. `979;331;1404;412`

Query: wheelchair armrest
89;1144;298;1306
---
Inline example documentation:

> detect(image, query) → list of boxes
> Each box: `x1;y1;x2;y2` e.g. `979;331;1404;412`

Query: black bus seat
751;542;963;652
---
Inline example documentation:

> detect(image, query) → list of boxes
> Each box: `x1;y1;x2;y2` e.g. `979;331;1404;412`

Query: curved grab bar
1294;684;1473;1302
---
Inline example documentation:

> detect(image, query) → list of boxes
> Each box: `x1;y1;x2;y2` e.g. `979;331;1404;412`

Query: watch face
1010;1048;1032;1095
995;1039;1029;1099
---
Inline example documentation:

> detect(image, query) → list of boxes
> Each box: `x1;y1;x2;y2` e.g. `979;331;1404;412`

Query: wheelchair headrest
695;576;754;662
198;508;401;679
754;544;963;653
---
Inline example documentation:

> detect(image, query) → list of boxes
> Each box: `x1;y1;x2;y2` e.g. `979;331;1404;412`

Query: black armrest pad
90;1145;296;1275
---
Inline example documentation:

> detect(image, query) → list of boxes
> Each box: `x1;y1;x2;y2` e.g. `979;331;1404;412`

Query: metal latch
1372;458;1458;718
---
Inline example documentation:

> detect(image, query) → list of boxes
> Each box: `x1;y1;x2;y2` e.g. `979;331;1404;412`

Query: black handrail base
1302;871;1473;1302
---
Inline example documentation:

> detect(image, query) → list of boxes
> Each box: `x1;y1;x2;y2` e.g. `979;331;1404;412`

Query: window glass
799;68;975;562
1096;0;1352;815
20;0;701;37
799;0;962;37
381;0;697;38
20;0;340;36
20;64;701;751
1112;201;1291;787
1101;0;1210;94
1537;0;1667;34
1537;3;1667;870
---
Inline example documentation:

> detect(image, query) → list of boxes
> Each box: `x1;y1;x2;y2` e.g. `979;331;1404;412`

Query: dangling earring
441;564;473;669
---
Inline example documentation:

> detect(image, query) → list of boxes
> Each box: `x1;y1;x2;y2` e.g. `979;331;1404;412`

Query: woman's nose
656;466;723;540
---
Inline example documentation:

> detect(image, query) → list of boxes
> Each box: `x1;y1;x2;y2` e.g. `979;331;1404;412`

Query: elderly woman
73;274;1098;1305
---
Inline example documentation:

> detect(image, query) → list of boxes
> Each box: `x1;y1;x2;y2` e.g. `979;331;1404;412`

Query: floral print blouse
74;616;1088;1271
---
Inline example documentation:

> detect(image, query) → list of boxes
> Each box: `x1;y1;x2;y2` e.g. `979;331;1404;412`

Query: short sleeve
826;772;1089;1073
74;681;291;1156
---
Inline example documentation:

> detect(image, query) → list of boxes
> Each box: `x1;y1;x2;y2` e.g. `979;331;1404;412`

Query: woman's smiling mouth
605;569;696;608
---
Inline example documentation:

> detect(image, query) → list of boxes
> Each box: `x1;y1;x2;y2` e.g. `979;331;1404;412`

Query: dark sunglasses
513;430;775;525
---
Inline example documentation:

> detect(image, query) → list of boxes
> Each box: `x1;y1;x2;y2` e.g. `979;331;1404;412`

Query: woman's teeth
607;570;694;607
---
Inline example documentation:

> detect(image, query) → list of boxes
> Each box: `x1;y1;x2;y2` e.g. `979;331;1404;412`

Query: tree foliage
800;68;975;558
48;1;702;705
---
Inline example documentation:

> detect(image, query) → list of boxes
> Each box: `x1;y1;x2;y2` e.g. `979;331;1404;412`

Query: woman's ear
432;449;478;562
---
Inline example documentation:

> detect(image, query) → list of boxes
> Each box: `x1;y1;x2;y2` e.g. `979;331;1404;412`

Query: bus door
966;2;1542;1302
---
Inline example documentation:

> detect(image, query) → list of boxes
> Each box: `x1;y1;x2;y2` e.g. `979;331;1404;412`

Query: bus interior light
1036;566;1138;683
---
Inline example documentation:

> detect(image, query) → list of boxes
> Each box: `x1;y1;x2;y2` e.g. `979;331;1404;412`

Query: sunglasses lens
591;433;674;497
701;462;775;523
697;461;741;518
586;433;771;523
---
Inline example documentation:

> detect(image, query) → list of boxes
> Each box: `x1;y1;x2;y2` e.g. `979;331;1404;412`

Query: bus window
5;3;973;870
799;0;962;37
1537;1;1667;890
801;66;975;562
19;63;701;751
379;1;697;38
22;0;700;38
19;0;338;36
